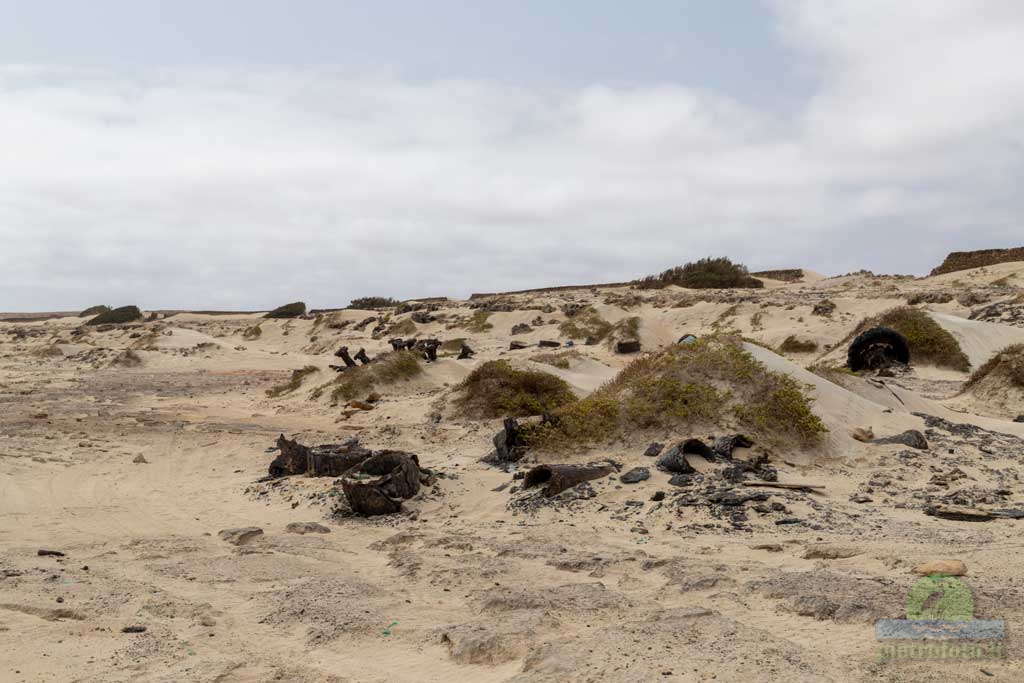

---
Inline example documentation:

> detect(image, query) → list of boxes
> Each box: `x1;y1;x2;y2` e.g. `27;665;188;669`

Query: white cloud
3;2;1024;310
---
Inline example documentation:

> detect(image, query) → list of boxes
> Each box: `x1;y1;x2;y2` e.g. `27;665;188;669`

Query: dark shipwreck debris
522;462;618;497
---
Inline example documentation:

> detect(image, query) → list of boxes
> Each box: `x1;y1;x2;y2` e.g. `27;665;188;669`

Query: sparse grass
558;306;612;342
79;305;111;318
849;306;970;371
325;350;423;403
386;318;417;336
465;310;494;333
264;302;306;319
636;257;763;290
32;344;64;358
522;335;826;451
267;365;320;398
530;349;583;369
808;362;855;384
452;360;577;419
778;336;819;354
87;305;142;325
348;296;399;309
964;344;1024;391
242;324;262;341
130;330;160;350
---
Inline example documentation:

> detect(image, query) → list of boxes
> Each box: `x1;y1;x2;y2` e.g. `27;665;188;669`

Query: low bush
848;306;970;371
266;365;320;398
87;305;143;325
348;296;399;310
264;302;306;319
242;324;262;341
522;335;826;451
530;349;582;370
964;344;1024;391
326;350;422;403
636;257;763;290
453;360;576;419
465;310;494;333
558;306;612;342
386;318;417;336
779;336;819;354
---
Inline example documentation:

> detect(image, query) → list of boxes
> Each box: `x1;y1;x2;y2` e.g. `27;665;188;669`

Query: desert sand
3;260;1024;682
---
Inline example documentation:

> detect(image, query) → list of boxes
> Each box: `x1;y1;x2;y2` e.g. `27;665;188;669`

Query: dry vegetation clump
778;336;819;354
266;365;320;398
242;324;262;341
850;306;970;371
530;349;583;369
558;306;612;342
264;302;306;319
453;360;576;419
324;350;423;403
963;344;1024;392
464;310;494;333
906;291;954;305
79;305;111;318
348;296;399;310
386;317;417;336
522;335;826;451
636;257;763;290
87;305;142;326
807;362;855;385
32;344;64;358
130;329;161;350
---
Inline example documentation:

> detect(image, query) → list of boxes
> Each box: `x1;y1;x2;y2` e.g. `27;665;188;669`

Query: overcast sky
2;1;1023;311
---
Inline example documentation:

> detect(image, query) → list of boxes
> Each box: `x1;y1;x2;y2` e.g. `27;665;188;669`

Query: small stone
751;543;783;552
284;521;331;534
851;427;875;442
620;467;650;484
1014;415;1024;423
217;527;264;546
121;625;147;633
913;560;967;576
872;430;929;450
37;549;65;557
199;616;217;627
850;494;873;503
132;454;148;464
650;491;665;502
643;442;665;458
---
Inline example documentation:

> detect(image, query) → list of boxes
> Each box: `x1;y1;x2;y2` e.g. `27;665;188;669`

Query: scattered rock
650;491;665;502
121;625;147;633
851;427;875;442
913;560;967;576
37;549;65;557
538;340;561;348
802;544;862;560
509;341;529;351
751;543;783;552
132;454;148;464
712;434;754;458
218;527;265;545
285;522;331;534
615;339;641;354
341;451;421;516
1015;415;1024;423
812;299;836;316
522;462;617;497
872;430;928;450
620;467;650;484
923;505;994;522
510;323;532;335
643;442;665;458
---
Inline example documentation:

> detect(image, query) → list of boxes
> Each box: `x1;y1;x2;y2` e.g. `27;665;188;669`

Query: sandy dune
3;262;1024;681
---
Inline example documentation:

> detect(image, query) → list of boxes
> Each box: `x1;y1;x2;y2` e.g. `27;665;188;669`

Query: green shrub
87;305;142;325
453;360;577;419
465;310;494;333
266;365;320;398
558;307;612;341
264;302;306;319
327;350;422;403
850;307;970;371
242;324;262;340
523;335;826;451
636;257;763;290
348;296;399;310
964;344;1024;391
778;336;818;354
79;305;111;318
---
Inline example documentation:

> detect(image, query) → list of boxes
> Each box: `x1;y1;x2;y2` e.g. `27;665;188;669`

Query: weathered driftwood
484;416;539;465
269;434;309;477
538;340;561;348
522;462;617;497
341;451;421;515
509;341;529;351
389;338;407;351
354;348;371;365
458;343;475;359
924;505;995;522
741;482;825;492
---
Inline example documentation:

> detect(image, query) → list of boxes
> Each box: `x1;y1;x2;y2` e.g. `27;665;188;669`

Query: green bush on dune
86;305;143;325
453;360;577;419
264;302;306;319
636;257;764;290
851;306;970;372
79;305;111;318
